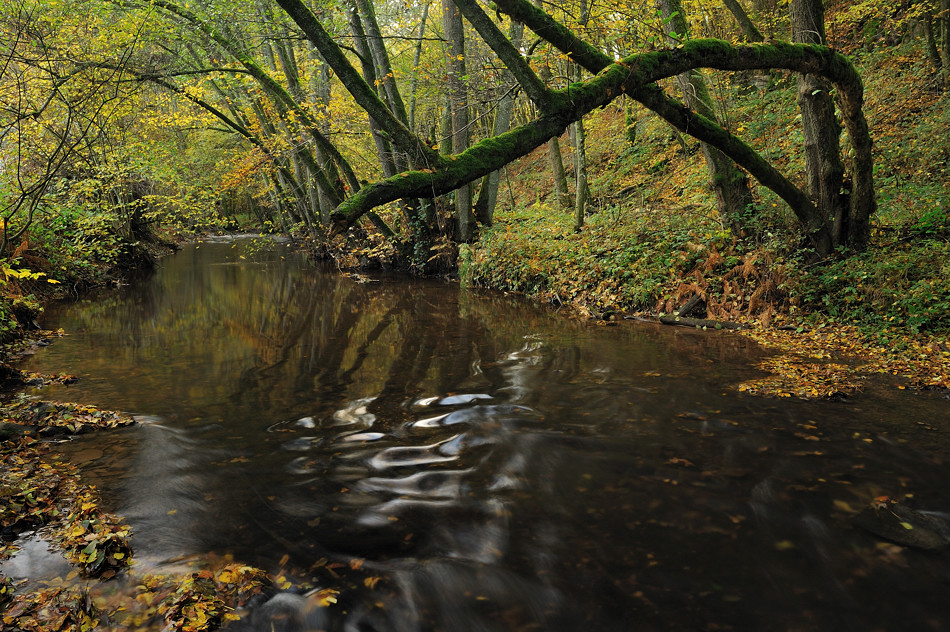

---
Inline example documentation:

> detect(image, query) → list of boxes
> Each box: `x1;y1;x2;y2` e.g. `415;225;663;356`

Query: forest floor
463;33;950;401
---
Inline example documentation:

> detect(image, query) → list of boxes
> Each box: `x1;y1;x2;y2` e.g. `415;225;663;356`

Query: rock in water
229;592;329;632
854;501;950;550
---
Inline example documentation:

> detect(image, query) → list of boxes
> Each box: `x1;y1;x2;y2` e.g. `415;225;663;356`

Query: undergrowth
466;32;950;341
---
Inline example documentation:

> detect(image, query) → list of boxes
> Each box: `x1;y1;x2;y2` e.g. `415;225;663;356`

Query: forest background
1;0;949;394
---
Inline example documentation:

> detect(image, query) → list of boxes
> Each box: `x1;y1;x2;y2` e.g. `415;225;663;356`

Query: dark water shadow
6;236;950;631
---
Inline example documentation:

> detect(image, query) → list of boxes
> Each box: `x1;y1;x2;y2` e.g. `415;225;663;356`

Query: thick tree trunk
443;0;474;242
657;0;756;238
791;0;848;246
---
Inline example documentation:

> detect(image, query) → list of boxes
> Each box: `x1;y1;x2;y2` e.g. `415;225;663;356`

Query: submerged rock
227;591;330;632
854;501;950;550
0;421;36;441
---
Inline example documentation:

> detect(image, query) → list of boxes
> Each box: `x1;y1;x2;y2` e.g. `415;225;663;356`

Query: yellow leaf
833;500;855;513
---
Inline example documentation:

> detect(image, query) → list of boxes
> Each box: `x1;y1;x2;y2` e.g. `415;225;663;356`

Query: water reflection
11;236;950;630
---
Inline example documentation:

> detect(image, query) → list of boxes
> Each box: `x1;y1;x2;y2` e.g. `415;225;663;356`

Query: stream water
5;236;950;631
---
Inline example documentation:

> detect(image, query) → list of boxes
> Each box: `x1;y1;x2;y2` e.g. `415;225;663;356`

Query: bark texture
791;0;848;245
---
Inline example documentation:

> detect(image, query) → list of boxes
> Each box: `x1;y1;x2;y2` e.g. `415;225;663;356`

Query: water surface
9;236;950;631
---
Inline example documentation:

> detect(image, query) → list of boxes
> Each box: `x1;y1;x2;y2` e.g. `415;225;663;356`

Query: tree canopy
2;0;947;271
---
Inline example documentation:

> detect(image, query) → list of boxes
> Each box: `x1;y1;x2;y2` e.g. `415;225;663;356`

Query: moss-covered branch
466;0;874;251
327;38;870;255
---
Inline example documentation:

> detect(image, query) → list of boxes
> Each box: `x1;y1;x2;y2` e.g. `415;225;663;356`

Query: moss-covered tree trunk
791;0;848;246
941;0;950;86
474;20;523;225
722;0;764;42
657;0;756;238
443;0;475;242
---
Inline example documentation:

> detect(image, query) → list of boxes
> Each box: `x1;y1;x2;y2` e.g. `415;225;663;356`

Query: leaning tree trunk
533;0;570;208
443;0;474;242
722;0;764;42
474;19;523;225
349;7;398;178
791;0;848;245
407;2;430;132
656;0;756;237
571;0;591;230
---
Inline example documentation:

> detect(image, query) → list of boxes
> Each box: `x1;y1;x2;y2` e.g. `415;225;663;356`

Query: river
5;236;950;631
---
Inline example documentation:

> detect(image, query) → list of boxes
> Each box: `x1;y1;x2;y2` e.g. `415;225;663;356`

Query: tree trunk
657;0;756;238
408;2;430;132
572;117;590;231
474;20;523;225
941;0;950;86
624;103;638;145
443;0;474;242
791;0;848;245
571;0;591;230
349;6;397;178
532;0;570;208
922;12;942;74
548;138;570;207
354;0;411;131
307;43;335;222
722;0;764;42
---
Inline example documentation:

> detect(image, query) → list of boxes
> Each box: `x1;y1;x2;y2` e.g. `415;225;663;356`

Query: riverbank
0;234;277;631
